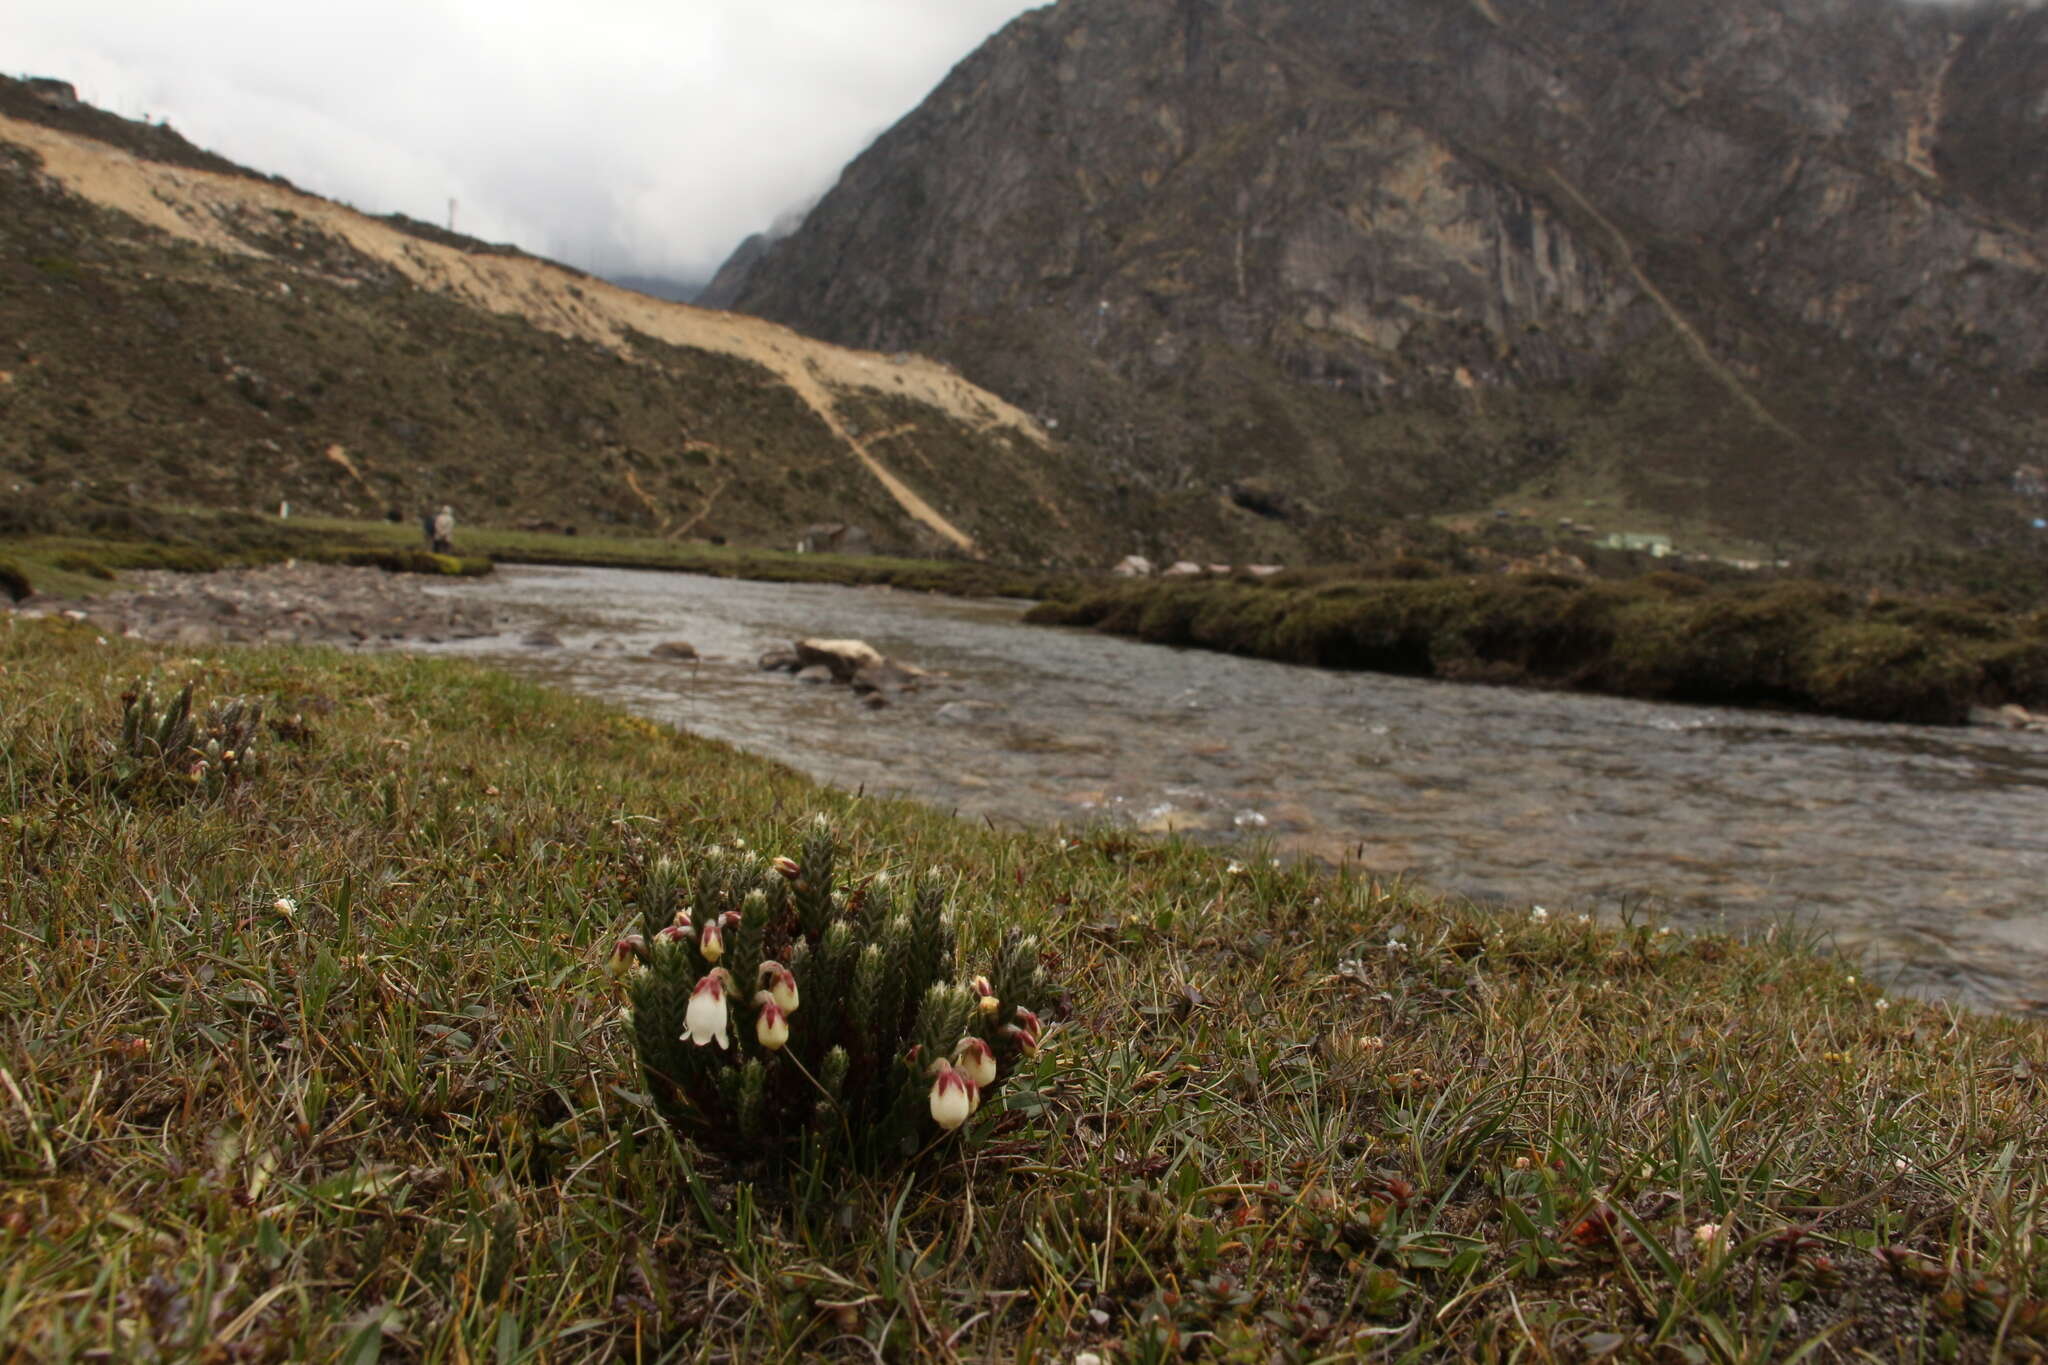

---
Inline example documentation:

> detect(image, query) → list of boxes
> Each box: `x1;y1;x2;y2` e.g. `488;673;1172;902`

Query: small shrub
1385;556;1444;581
0;558;30;601
49;551;114;580
621;820;1052;1170
91;680;265;801
1797;623;1977;724
1637;570;1711;598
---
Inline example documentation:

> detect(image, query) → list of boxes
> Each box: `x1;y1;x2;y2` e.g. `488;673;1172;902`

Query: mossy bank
2;616;2043;1360
1029;571;2048;725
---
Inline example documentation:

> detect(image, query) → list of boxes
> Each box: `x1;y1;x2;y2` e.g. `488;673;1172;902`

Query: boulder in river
850;659;927;696
649;640;699;661
795;637;885;681
522;629;563;649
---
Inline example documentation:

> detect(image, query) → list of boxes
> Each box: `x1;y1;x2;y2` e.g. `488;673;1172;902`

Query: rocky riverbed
5;562;509;646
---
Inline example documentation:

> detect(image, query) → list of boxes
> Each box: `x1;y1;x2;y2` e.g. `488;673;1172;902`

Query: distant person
432;505;456;555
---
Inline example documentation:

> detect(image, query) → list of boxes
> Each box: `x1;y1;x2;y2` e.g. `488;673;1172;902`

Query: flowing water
420;565;2048;1015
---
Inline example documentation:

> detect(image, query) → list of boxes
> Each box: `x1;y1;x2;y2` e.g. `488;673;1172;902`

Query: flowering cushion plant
615;819;1052;1167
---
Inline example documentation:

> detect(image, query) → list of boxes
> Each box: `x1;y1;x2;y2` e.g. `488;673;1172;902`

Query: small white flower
758;960;800;1013
1574;913;1592;926
1845;975;1857;984
1693;1222;1723;1252
1225;860;1246;876
928;1059;976;1131
754;992;789;1050
683;969;733;1049
954;1036;997;1087
1530;906;1549;923
273;897;296;915
1894;1157;1910;1173
1875;998;1890;1012
1386;937;1408;953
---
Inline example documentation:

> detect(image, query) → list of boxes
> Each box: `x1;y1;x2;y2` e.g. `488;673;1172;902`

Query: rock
1112;554;1155;577
1244;564;1285;578
849;659;926;695
1161;561;1205;578
649;640;699;661
861;692;891;710
794;523;874;556
522;629;563;648
795;637;885;681
757;648;801;672
794;664;835;684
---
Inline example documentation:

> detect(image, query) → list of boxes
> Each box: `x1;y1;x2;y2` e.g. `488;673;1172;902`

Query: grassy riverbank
1027;572;2048;725
0;496;1058;604
3;615;2044;1360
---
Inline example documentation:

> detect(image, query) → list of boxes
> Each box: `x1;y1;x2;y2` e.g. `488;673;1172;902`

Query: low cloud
11;0;1043;282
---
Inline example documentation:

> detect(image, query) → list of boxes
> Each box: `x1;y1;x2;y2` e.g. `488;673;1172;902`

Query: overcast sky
10;1;1045;285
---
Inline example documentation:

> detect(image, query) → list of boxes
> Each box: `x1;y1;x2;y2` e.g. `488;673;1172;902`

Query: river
420;565;2048;1016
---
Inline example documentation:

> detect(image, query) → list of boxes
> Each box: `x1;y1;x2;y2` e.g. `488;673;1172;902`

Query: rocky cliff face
730;0;2048;560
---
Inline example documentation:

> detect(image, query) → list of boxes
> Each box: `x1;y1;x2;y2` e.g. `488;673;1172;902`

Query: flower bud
606;933;647;980
754;992;790;1050
954;1036;997;1088
757;960;800;1013
772;856;801;880
1011;1007;1043;1046
654;923;690;947
699;919;724;962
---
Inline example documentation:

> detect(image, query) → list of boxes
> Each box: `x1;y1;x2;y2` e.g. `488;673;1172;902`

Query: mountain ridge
725;0;2048;561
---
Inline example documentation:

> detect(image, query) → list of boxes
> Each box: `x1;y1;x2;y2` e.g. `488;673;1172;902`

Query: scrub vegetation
1027;571;2048;725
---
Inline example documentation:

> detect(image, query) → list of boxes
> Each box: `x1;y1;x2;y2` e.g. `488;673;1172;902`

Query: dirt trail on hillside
3;114;1041;553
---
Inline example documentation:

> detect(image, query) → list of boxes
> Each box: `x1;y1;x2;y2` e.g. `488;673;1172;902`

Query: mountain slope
0;77;1116;562
728;0;2048;561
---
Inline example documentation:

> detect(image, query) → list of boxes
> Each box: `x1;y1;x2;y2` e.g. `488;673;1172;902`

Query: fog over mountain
8;0;1043;281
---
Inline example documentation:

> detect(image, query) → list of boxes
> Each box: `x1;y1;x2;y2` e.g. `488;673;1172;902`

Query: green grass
1029;575;2048;725
1;617;2044;1360
282;516;1067;598
0;501;1062;605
